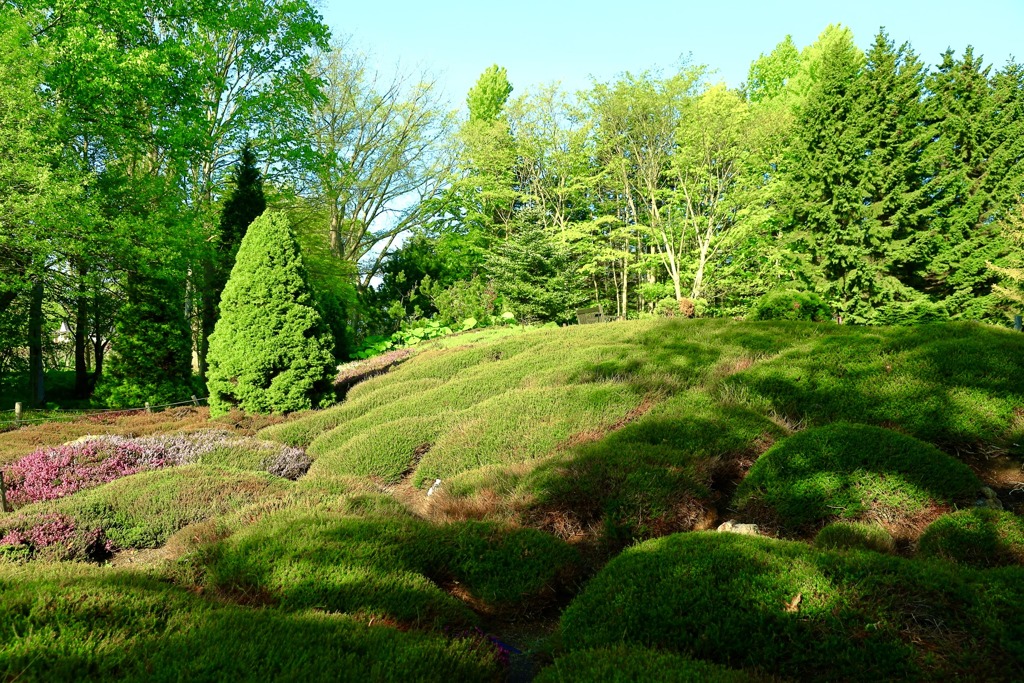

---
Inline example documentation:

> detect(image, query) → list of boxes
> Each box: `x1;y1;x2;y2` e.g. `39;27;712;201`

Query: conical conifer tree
206;210;335;416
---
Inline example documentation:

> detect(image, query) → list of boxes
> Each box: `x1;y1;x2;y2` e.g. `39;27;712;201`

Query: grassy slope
2;319;1024;681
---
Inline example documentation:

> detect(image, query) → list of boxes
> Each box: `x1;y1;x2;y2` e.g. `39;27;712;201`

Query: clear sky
321;0;1022;109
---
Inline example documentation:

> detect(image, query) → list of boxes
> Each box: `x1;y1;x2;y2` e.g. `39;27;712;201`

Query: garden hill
2;318;1024;681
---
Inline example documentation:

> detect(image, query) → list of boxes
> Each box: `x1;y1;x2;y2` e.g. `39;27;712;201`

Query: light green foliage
747;35;801;103
919;509;1024;568
560;532;1024;681
815;521;895;554
467;65;513;122
735;423;979;530
207;211;335;416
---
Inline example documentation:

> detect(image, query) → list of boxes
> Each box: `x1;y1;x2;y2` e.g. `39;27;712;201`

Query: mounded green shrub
749;289;831;322
560;531;1024;681
918;508;1024;568
536;646;754;682
206;211;336;417
198;506;579;626
814;521;895;554
734;423;979;530
0;563;501;682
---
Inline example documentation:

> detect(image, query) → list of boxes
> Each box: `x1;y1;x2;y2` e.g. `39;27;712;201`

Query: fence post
0;470;11;513
14;402;22;426
144;402;152;414
1015;315;1022;332
191;395;199;407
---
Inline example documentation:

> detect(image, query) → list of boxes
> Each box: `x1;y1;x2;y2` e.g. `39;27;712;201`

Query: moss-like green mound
560;532;1024;681
1;466;289;559
197;503;579;627
814;521;895;553
536;646;755;682
918;508;1024;568
735;423;979;530
726;322;1024;452
0;564;501;682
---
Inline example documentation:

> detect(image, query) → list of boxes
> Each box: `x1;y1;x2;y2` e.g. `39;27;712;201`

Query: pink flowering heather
24;513;78;547
2;429;310;509
4;440;163;506
0;529;28;546
0;513;112;562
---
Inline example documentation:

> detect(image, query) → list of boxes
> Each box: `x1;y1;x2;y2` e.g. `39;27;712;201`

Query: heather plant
261;446;312;480
734;423;980;531
559;532;1024;681
0;512;111;563
2;430;311;509
206;211;336;417
918;508;1024;568
3;440;163;506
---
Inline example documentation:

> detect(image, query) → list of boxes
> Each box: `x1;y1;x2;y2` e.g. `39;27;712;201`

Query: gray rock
975;487;1004;511
717;520;760;536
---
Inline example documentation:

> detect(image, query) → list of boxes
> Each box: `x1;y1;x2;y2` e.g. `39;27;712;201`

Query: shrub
918;508;1024;568
655;297;697;318
734;423;979;531
725;322;1024;452
536;646;753;682
206;211;336;417
749;289;831;322
814;521;895;554
559;531;1024;681
42;465;289;550
198;507;578;624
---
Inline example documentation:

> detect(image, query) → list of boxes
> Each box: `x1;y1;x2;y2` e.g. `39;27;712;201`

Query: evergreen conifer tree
782;29;879;321
200;141;266;379
920;48;1003;318
486;221;587;324
97;273;193;408
858;32;931;300
206;211;335;416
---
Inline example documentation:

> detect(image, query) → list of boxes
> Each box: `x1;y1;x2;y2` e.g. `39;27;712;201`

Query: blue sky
321;0;1022;109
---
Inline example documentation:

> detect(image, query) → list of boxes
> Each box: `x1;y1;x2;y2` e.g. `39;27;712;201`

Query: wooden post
14;402;22;425
144;402;152;413
0;470;11;513
191;395;199;407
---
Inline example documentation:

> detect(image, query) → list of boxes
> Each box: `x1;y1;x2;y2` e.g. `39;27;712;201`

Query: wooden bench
576;305;605;325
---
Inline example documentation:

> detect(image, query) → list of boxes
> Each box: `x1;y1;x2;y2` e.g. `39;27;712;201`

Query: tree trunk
91;288;105;390
28;279;44;407
691;240;711;300
74;261;90;399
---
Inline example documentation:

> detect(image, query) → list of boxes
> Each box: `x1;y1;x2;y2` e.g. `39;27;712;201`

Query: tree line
380;26;1024;335
1;4;1021;409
